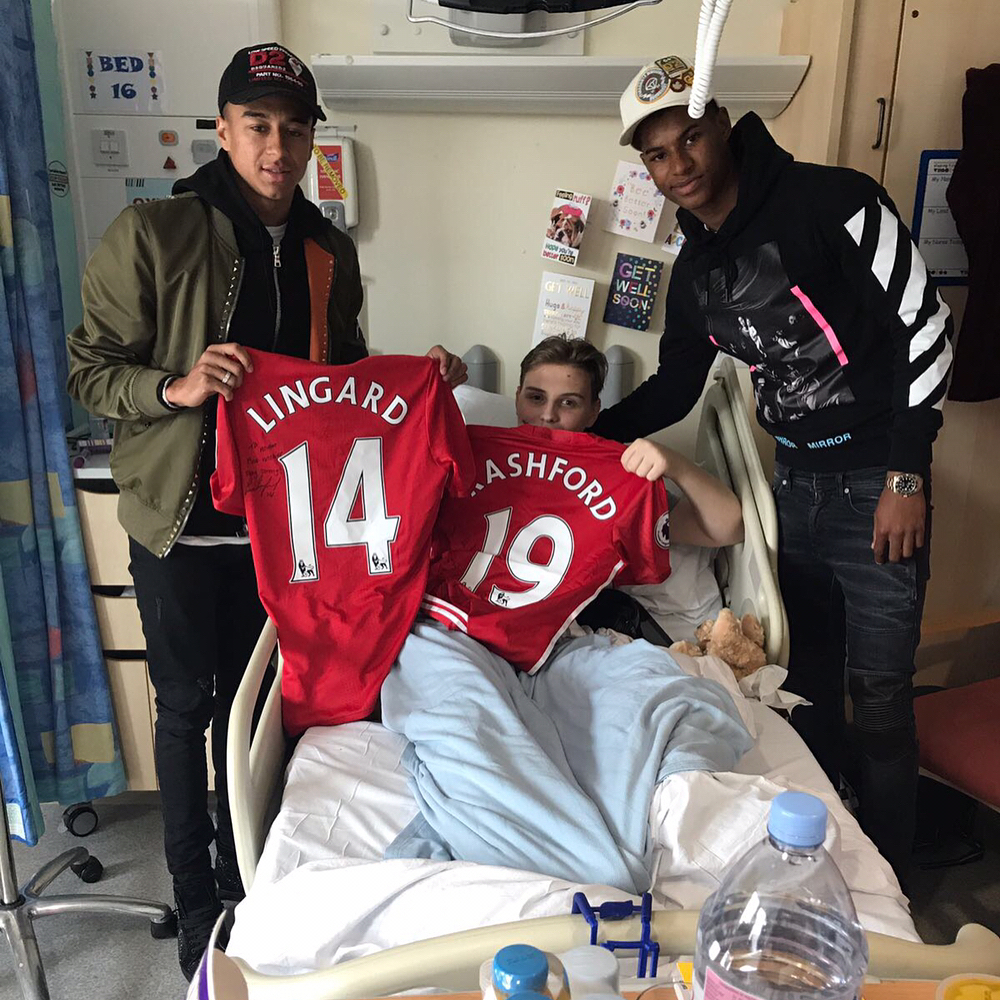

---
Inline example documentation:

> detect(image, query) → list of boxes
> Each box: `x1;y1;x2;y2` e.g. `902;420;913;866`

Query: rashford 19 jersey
212;348;474;735
422;423;671;672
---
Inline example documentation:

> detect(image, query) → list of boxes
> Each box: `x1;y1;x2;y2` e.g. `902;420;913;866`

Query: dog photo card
532;271;596;344
604;161;666;244
542;189;592;267
603;253;663;332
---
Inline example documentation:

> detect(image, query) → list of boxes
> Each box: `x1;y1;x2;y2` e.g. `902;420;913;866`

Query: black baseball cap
218;43;326;122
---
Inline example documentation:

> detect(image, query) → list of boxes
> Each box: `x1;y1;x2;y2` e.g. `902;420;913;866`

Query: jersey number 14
278;438;400;583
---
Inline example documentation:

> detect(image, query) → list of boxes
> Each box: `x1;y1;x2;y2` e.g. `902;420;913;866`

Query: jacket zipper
160;257;246;556
272;241;282;350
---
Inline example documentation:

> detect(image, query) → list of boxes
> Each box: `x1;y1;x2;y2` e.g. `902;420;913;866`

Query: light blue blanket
381;623;753;894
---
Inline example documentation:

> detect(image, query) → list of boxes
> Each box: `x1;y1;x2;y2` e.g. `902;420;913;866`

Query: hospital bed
223;360;1000;997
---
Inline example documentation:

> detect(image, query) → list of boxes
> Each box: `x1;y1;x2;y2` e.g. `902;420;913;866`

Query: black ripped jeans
129;538;267;886
774;464;930;880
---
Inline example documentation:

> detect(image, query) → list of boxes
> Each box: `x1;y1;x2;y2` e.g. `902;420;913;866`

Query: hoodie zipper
272;240;282;350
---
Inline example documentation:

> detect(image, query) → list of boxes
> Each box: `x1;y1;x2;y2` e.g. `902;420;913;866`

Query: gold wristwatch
885;472;923;497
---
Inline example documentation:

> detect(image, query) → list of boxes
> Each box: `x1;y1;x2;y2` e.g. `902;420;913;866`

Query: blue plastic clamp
570;891;660;978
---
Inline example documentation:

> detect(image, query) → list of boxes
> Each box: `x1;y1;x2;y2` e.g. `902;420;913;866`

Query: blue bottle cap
767;791;828;849
493;945;549;994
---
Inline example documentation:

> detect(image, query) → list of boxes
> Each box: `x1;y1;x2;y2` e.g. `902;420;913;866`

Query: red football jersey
422;424;671;672
212;349;474;734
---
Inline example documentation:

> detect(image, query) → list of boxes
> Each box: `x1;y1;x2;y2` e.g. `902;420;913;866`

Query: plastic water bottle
694;791;869;1000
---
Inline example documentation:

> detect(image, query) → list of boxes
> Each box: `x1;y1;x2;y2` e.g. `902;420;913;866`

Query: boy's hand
622;439;673;481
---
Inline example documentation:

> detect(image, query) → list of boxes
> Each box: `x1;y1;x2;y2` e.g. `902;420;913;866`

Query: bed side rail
227;618;283;892
716;358;779;558
696;369;789;666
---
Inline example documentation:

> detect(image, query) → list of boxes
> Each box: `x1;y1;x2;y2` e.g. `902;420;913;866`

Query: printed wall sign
911;149;968;285
79;49;164;114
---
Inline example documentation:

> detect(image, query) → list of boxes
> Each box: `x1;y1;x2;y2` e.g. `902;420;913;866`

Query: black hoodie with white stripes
593;112;953;475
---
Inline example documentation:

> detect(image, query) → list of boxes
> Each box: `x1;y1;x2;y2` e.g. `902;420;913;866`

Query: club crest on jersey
654;511;670;549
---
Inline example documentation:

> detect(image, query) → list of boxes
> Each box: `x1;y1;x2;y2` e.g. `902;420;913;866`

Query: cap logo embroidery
636;66;668;104
636;56;694;103
246;45;306;90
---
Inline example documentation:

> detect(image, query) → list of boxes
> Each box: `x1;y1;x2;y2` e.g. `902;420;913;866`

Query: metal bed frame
222;364;1000;996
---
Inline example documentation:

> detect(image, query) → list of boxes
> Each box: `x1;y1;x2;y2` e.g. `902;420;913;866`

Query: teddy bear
670;608;768;680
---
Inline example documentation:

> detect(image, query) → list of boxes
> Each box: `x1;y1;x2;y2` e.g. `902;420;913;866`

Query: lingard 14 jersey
212;348;474;734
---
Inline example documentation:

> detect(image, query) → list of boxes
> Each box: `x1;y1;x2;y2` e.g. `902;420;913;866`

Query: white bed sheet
228;701;916;977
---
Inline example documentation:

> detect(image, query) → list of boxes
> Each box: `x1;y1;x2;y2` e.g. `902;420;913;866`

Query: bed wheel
151;912;179;939
64;802;99;837
71;855;104;883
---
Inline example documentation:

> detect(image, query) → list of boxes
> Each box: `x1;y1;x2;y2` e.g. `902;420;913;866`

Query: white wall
282;0;787;451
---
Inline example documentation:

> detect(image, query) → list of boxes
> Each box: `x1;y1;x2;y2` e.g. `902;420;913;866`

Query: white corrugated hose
689;0;733;118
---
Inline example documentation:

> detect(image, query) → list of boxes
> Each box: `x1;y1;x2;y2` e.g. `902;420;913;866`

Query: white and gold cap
618;56;710;147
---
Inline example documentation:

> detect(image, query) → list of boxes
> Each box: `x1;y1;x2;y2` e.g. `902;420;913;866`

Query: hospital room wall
285;0;1000;689
281;0;787;463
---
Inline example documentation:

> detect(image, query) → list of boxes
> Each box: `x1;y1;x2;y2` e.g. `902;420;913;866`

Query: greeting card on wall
603;254;663;332
604;161;666;243
542;190;593;267
662;219;687;257
532;272;596;344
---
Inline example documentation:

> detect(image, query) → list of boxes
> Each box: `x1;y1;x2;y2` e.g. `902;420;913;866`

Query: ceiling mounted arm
406;0;663;41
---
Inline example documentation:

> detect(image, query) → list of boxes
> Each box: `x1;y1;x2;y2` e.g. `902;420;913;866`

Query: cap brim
618;120;640;147
619;95;715;148
223;85;326;122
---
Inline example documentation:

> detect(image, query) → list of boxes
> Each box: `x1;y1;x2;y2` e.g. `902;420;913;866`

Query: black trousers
129;538;267;885
774;464;930;880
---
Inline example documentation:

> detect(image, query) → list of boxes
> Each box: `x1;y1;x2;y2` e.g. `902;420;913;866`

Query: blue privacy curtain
0;0;125;845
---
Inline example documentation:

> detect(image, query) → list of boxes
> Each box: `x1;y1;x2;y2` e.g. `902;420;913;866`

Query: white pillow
452;384;517;428
622;540;724;645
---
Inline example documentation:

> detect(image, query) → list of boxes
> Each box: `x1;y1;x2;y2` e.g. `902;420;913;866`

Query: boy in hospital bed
380;336;753;896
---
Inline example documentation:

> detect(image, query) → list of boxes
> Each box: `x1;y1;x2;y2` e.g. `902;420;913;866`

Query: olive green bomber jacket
67;193;366;557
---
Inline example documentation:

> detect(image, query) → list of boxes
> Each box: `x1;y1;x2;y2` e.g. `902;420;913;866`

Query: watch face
892;473;921;496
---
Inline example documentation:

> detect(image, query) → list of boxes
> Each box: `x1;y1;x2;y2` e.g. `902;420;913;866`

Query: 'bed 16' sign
80;49;165;114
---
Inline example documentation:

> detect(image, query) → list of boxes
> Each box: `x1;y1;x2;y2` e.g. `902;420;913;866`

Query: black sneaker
175;878;223;982
214;847;245;903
